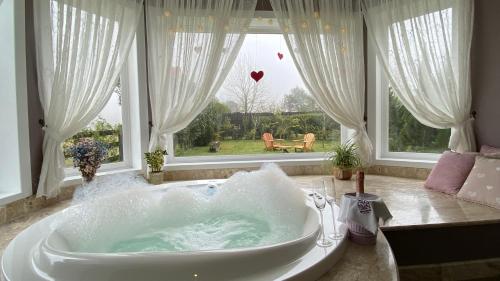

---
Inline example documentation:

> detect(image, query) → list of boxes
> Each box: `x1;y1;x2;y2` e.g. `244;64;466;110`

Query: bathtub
2;179;348;281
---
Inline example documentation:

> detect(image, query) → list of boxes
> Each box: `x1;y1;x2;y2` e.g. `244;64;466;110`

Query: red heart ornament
250;70;264;82
277;52;284;60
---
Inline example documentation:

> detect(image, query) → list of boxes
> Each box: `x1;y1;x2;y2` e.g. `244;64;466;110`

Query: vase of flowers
144;147;167;185
68;138;108;182
328;142;361;180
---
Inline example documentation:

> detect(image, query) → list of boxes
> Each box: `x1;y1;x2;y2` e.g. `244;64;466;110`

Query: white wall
0;0;32;204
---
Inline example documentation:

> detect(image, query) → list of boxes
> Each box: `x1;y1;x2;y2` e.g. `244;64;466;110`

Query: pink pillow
457;156;500;209
425;151;477;194
480;145;500;154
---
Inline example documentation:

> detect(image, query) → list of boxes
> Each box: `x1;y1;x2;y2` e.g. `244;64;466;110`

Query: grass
175;139;339;157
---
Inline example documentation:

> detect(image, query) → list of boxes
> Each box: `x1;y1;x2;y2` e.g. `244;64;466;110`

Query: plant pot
148;171;164;185
333;167;352;180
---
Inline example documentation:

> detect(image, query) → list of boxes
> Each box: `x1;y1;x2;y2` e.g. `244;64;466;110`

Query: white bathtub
2;180;347;281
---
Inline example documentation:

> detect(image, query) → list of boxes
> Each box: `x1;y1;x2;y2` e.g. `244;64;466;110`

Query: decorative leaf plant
328;142;361;170
144;148;168;173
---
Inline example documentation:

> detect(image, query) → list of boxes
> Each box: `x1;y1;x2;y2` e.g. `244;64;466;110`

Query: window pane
388;88;450;153
63;81;123;167
174;34;340;157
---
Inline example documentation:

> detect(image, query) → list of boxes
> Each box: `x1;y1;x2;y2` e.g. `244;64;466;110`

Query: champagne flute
323;177;344;240
313;191;333;247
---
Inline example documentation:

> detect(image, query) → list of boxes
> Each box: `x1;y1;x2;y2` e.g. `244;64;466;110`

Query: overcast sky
217;33;307;103
97;34;307;125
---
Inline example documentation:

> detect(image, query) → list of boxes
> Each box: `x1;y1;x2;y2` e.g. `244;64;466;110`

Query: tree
282;87;319;112
175;99;231;149
224;54;270;114
223;54;271;135
388;88;449;153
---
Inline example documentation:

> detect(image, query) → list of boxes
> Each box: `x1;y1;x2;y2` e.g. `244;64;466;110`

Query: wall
470;0;500;149
23;0;500;195
25;0;43;194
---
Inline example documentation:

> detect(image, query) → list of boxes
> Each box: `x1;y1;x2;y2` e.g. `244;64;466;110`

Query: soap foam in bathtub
55;163;309;253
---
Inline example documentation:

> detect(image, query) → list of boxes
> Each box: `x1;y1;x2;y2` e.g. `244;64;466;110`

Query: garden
173;100;341;157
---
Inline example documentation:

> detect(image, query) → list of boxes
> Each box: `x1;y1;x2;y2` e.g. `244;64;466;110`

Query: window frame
365;5;456;168
166;11;346;166
63;25;150;178
0;0;33;204
63;70;133;177
62;9;150;183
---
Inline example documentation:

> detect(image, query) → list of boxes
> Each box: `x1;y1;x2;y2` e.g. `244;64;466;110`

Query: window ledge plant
144;147;167;185
328;142;361;180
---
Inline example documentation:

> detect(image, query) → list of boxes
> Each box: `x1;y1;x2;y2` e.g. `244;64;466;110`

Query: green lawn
175;139;339;157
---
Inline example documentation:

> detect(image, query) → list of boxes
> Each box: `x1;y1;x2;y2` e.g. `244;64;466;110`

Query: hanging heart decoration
250;71;264;82
277;52;284;60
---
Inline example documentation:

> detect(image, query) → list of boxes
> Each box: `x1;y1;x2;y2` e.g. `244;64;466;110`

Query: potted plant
144;147;167;185
67;138;108;182
328;142;361;180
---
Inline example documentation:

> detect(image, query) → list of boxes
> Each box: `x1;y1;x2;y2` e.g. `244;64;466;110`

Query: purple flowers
67;138;108;182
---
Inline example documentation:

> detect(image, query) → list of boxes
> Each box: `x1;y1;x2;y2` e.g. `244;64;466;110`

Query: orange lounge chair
262;133;289;151
293;133;315;152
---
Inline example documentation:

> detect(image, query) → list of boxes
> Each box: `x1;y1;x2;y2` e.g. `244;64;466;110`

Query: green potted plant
328;142;361;180
144;147;167;185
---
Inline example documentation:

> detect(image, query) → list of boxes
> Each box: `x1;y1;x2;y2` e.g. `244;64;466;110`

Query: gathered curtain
362;0;475;152
34;0;144;197
145;0;257;152
270;0;373;164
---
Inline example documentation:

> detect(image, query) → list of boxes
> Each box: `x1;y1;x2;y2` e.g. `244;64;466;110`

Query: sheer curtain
34;0;143;197
362;0;475;152
270;0;373;164
145;0;257;152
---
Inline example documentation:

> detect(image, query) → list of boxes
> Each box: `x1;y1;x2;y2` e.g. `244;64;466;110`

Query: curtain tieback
453;117;474;129
43;126;63;143
151;126;167;137
355;122;367;133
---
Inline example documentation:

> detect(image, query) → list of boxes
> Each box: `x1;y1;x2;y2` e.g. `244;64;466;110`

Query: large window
63;82;125;167
369;7;453;163
173;33;341;159
388;88;450;153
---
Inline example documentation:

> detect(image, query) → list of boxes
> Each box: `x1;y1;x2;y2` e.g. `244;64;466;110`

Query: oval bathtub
2;169;348;281
33;202;319;281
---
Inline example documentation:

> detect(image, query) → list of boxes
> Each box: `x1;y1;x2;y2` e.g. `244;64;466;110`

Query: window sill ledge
0;191;32;206
373;157;437;169
165;158;328;171
61;167;143;188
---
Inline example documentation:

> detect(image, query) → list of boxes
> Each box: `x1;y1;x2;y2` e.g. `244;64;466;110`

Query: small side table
338;193;392;245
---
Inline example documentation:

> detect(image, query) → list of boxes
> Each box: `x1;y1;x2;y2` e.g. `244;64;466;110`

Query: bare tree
224;54;270;114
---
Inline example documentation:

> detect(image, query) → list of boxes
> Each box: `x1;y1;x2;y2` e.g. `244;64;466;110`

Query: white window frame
64;11;150;180
165;11;347;168
0;0;33;204
365;7;454;168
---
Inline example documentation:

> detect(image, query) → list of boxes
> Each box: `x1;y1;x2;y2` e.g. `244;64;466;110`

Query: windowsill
61;167;143;187
0;191;32;206
165;157;328;171
373;157;437;169
57;155;437;188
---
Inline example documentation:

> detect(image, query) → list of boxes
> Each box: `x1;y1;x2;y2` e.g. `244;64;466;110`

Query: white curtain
270;0;373;164
362;0;475;152
34;0;143;197
145;0;256;152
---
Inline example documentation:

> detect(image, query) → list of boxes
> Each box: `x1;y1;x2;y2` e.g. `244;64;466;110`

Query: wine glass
312;191;333;247
323;177;344;240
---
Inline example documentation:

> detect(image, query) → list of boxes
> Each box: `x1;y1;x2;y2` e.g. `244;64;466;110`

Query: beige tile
0;207;6;225
5;199;25;222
